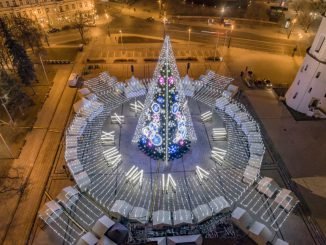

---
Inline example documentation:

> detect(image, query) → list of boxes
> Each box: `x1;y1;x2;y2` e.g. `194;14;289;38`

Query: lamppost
162;16;167;37
220;6;225;22
39;53;49;84
119;29;123;49
228;24;234;48
213;32;220;62
188;27;191;43
188;27;191;51
158;0;162;17
287;18;297;39
293;32;303;56
105;13;111;37
306;12;317;32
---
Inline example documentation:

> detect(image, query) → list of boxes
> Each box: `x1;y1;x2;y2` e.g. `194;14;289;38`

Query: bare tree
0;69;33;117
72;11;89;44
292;0;323;32
0;167;28;195
0;38;15;71
246;2;269;21
292;0;307;14
312;0;326;16
299;10;316;32
9;17;44;53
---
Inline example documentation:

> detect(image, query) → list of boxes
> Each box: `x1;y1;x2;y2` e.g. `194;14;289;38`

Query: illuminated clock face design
72;90;264;227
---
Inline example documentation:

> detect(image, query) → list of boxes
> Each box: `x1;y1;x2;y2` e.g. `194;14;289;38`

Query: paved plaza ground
0;37;325;245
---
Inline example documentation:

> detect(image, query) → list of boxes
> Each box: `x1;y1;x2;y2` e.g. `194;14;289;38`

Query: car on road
146;17;155;23
85;22;96;27
47;28;60;33
223;19;234;27
68;73;80;87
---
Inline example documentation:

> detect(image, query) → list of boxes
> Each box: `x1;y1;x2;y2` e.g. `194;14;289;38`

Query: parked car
264;79;273;88
68;73;80;87
146;17;154;23
48;28;60;33
78;44;84;52
85;22;96;27
223;19;233;27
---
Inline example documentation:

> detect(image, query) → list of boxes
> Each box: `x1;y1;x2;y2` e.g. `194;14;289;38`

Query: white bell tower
285;14;326;116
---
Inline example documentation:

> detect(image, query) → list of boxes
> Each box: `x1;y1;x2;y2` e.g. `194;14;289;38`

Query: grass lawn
44;47;78;61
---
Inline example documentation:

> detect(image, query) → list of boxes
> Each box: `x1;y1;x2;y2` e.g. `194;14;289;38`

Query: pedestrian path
0;44;90;244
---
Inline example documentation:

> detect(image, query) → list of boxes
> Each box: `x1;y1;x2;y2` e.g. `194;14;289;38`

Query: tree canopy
0;18;36;86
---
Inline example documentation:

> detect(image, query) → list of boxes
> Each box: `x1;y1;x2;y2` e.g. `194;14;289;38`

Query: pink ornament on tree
168;77;174;85
159;76;165;85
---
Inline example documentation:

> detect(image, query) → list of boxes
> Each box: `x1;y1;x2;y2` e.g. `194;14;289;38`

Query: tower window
308;88;312;93
316;72;321;78
315;36;325;53
304;64;308;71
293;92;298;99
297;80;300;85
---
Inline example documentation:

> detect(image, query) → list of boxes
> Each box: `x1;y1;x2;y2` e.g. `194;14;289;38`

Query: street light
188;28;191;43
187;27;191;54
287;18;297;39
293;32;303;56
228;24;234;48
162;16;167;37
39;54;49;84
105;13;111;37
119;29;124;49
221;6;225;20
214;32;220;62
158;0;162;17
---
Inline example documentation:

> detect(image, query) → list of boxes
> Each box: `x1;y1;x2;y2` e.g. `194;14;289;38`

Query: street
47;12;308;57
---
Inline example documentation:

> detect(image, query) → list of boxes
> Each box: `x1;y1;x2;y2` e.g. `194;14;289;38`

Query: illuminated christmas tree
132;36;196;161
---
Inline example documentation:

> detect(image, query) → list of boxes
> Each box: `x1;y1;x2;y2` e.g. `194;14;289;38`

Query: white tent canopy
64;147;78;162
152;210;172;227
56;186;79;207
243;166;260;184
67;159;83;176
66;135;78;148
225;103;240;118
241;121;258;136
76;232;98;245
234;112;249;125
148;237;166;245
97;236;117;245
38;200;63;224
208;196;230;214
110;200;133;219
92;215;115;237
173;209;193;226
231;207;253;232
167;234;203;245
74;171;91;192
78;88;91;97
129;207;149;224
73;98;91;113
68;117;87;136
248;221;273;244
192;204;212;223
216;96;230;110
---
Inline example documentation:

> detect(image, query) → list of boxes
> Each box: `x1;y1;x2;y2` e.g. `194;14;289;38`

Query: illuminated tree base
138;136;191;161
